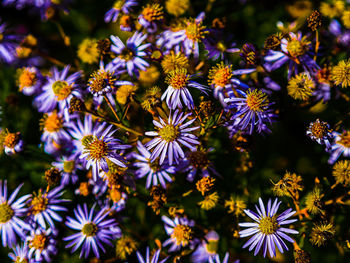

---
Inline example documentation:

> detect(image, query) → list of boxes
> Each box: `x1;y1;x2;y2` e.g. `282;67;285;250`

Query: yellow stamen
52;80;72;101
82;223;98;237
0;203;14;223
159;124;179;142
171;224;193;246
259;216;279;235
246;89;269;112
208;62;233;87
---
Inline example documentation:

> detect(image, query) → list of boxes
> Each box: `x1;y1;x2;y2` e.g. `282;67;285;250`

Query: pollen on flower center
166;68;189;89
89;70;116;93
185;19;206;42
30;193;48;215
159;124;180;142
63;160;75;173
18;69;37;89
141;3;164;22
113;0;125;9
85;137;109;160
171;224;193;245
3;132;20;148
208;62;233;87
246;89;269;112
161;51;189;74
119;48;135;61
30;234;47;250
310;120;329;139
205;239;218;254
149;158;161;172
338;131;350;148
82;222;98;237
331;59;350;88
14;256;27;263
41;112;63;133
286;39;309;57
52;80;72;101
0;203;14;223
259;216;279;235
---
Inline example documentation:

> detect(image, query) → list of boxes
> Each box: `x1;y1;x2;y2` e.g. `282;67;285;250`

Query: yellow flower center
246;89;269;112
79;182;90;196
185;20;206;42
113;0;125;9
109;188;122;202
18;69;37;89
0;203;14;223
216;41;226;52
41;112;63;133
208;63;233;87
171;224;193;246
286;39;309;57
82;222;98;237
205;239;218;254
259;216;279;235
30;234;47;251
149;158;161;172
166;68;189;89
52;80;72;101
161;51;189;74
3;133;20;148
141;3;164;22
30;194;48;215
16;47;32;58
77;38;99;64
159;124;179;142
119;48;134;61
14;256;28;263
89;70;116;93
84;137;109;160
63;160;75;173
0;34;3;42
338;131;350;148
310;121;328;139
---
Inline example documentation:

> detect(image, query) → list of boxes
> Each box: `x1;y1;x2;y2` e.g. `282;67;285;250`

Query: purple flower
0;180;30;247
64;203;118;258
34;65;82;120
79;123;130;181
138;3;164;33
162;68;208;110
8;242;29;263
145;110;200;165
133;141;175;189
209;253;233;263
52;154;82;186
104;0;138;23
224;89;275;134
239;198;298;258
0;20;20;63
191;231;219;263
328;130;350;164
27;228;57;262
203;30;240;60
17;66;43;96
110;31;150;77
40;111;71;144
306;119;333;150
137;247;168;263
27;186;69;229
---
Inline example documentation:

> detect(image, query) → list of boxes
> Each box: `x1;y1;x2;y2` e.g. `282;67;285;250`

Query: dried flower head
272;171;304;200
310;222;335;247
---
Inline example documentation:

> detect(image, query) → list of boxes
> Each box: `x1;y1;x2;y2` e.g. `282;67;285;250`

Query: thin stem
104;95;121;122
314;30;319;61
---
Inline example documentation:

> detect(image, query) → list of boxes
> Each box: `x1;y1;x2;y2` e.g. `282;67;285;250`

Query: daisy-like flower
239;198;299;258
27;186;69;229
162;215;195;252
203;30;240;60
52;154;82;186
136;247;168;263
2;130;24;155
328;130;350;164
207;62;255;106
40;110;71;144
110;31;150;77
145;110;200;165
138;3;164;33
79;123;130;181
104;0;138;23
34;65;81;118
224;89;275;134
191;231;219;263
0;181;30;247
0;19;21;63
63;203;118;258
88;61;132;96
16;66;43;96
331;59;350;88
27;228;57;262
162;68;208;110
132;141;175;189
306;119;333;149
8;242;29;263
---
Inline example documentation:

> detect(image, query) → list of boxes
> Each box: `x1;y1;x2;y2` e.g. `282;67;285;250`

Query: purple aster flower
162;68;208;110
52;154;82;186
34;65;82;120
0;19;21;63
8;242;29;263
162;215;195;252
145;110;200;165
79;123;130;181
2;131;24;155
203;30;240;60
63;203;118;258
138;3;164;33
239;198;299;258
110;31;150;77
40;111;71;144
27;186;69;229
17;66;43;96
328;130;350;164
136;247;168;263
88;61;132;96
104;0;138;23
2;0;32;9
132;141;175;189
191;230;219;263
224;89;276;134
27;228;57;262
209;253;234;263
306;119;333;150
0;180;30;247
329;19;350;48
264;32;319;78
